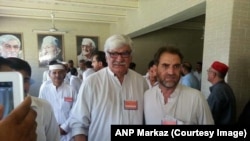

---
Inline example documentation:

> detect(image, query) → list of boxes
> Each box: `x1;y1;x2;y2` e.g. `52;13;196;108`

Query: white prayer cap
49;64;64;70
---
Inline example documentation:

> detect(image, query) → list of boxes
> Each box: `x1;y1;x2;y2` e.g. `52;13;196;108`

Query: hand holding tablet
0;72;24;117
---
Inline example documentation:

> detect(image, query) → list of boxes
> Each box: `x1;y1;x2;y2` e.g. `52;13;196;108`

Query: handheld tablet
0;72;24;118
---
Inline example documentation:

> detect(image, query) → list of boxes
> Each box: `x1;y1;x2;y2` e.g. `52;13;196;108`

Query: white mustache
113;62;126;65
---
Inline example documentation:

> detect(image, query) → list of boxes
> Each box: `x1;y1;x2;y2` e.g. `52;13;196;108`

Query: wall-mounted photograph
76;36;98;64
0;32;23;59
37;34;64;67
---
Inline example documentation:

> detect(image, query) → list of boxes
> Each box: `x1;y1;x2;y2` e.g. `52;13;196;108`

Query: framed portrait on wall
37;34;64;67
76;35;98;64
0;32;24;59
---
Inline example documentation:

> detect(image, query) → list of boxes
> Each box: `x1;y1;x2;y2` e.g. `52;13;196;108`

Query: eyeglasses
107;51;131;58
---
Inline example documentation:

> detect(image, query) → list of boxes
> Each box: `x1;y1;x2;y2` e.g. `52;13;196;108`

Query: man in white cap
77;38;96;62
39;62;77;141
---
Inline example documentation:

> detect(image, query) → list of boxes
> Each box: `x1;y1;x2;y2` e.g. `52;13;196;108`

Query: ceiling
0;0;205;36
0;0;139;24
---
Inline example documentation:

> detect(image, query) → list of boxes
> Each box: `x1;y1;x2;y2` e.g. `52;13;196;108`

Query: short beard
158;77;179;89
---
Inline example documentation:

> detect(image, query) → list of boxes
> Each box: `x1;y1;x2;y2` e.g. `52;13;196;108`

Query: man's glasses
107;51;131;58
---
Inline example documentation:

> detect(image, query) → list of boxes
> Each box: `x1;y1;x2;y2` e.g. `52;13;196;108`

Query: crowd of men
0;34;248;141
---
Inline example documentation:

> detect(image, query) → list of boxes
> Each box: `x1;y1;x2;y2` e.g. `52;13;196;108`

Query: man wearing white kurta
144;46;214;125
144;84;213;124
5;57;60;141
39;63;78;141
31;96;60;141
69;34;149;141
70;74;82;93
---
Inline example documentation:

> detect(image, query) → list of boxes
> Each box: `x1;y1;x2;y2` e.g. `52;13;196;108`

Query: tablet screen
0;81;14;118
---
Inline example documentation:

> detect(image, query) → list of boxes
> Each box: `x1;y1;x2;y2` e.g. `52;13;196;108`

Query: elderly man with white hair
39;35;62;67
39;62;77;141
70;34;149;141
77;38;96;62
0;34;22;58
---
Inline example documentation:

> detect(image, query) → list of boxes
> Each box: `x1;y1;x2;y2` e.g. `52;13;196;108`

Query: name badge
124;100;138;110
64;97;73;102
161;115;177;125
161;120;177;125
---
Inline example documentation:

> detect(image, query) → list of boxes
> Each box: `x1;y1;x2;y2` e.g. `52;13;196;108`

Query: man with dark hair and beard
144;46;214;125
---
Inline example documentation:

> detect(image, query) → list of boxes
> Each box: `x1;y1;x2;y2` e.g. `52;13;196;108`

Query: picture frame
0;32;24;59
37;34;64;67
76;35;98;64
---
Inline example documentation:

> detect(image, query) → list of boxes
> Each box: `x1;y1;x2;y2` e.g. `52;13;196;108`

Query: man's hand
0;96;37;141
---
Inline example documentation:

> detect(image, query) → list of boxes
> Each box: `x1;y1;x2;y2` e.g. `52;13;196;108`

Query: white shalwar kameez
39;81;77;141
70;75;82;93
70;67;149;141
144;84;214;125
31;96;60;141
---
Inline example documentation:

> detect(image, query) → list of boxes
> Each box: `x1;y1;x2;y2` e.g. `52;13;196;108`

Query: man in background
91;50;107;72
180;62;200;90
65;60;76;84
193;61;202;89
143;60;158;88
81;61;95;82
69;67;82;93
39;61;77;141
207;61;236;125
129;62;136;70
77;59;86;80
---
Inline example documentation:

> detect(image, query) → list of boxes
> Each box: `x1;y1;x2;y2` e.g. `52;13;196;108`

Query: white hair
104;34;133;53
81;38;96;50
0;34;21;48
41;36;60;48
